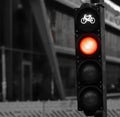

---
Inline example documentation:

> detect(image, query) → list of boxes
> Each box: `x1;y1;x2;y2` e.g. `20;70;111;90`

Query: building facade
0;0;120;101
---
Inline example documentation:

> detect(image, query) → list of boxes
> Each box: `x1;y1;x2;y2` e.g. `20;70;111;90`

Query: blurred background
0;0;120;101
0;0;120;116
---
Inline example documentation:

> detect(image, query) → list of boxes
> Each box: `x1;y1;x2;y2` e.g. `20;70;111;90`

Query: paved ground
0;100;119;117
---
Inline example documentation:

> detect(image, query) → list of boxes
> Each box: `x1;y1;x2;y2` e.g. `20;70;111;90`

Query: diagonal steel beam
45;0;80;16
28;0;65;99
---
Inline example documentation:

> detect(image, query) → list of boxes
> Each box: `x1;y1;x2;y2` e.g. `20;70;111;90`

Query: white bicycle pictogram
81;14;95;24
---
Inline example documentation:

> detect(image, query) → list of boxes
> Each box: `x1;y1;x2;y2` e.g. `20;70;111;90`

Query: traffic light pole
1;47;7;101
93;1;107;117
99;0;107;117
91;1;107;117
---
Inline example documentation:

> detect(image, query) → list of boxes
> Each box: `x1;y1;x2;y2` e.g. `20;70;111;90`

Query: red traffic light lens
79;36;99;55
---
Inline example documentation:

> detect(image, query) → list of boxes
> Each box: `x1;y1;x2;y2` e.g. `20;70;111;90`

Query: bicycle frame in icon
81;14;95;24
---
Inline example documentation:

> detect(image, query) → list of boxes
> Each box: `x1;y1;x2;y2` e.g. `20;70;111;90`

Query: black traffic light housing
75;3;106;116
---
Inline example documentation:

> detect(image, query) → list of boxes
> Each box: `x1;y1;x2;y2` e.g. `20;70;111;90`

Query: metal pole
90;0;107;116
28;0;65;99
1;46;7;101
100;0;107;117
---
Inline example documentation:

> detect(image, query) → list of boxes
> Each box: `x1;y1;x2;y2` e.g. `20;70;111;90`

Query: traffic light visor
79;36;99;56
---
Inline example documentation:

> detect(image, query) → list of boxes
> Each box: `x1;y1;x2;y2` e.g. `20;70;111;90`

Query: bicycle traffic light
75;3;106;116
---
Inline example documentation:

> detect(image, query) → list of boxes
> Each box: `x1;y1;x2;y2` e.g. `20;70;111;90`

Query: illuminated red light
79;36;98;55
